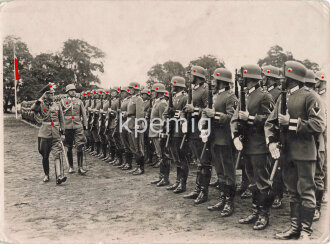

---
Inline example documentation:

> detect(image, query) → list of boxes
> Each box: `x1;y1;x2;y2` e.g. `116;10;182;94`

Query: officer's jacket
143;99;151;117
127;95;144;130
231;85;274;155
265;86;326;161
61;97;88;130
210;89;238;146
268;86;281;103
31;99;64;139
99;99;109;127
109;98;119;129
164;91;187;138
149;97;168;138
191;83;208;138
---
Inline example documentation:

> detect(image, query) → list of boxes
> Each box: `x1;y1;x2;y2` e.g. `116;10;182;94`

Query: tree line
3;35;320;113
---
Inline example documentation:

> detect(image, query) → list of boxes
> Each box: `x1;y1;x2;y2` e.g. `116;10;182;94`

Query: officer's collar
288;85;300;95
246;84;260;95
319;88;326;95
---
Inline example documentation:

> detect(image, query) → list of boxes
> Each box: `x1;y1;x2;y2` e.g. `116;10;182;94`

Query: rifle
89;97;96;131
165;88;175;148
180;68;193;150
98;95;105;134
235;69;239;98
200;72;213;160
235;67;247;169
105;93;112;134
112;87;122;137
269;63;287;183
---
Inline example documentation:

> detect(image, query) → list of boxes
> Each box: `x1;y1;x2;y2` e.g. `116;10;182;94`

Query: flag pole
13;43;18;119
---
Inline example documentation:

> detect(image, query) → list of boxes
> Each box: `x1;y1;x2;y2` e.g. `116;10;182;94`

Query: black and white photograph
0;0;329;243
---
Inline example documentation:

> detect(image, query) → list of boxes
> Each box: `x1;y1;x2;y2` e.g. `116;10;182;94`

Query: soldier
87;90;96;154
183;65;212;205
61;84;88;175
115;86;133;170
149;83;170;186
315;71;327;206
262;65;284;209
90;89;102;157
231;64;275;230
83;90;93;152
107;87;124;166
140;88;153;165
164;76;188;193
97;89;110;160
204;68;238;217
305;70;327;221
127;82;145;175
31;83;67;184
265;61;325;240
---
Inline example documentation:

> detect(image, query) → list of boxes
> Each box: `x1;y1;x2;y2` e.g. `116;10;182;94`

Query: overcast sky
1;0;329;89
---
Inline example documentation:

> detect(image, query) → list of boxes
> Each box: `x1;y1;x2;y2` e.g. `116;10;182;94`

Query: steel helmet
171;76;186;88
151;83;166;93
65;84;76;93
164;90;169;97
105;89;110;95
212;68;233;83
129;82;141;90
304;70;316;84
262;65;281;79
97;88;105;95
86;90;91;96
284;61;307;83
141;88;151;95
191;65;207;80
121;86;130;93
241;64;262;80
111;86;121;93
315;71;327;82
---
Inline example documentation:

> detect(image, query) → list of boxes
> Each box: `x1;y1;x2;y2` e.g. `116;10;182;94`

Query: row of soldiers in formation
23;60;326;240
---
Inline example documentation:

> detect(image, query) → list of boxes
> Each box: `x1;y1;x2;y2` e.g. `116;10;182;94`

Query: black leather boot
133;157;144;175
194;167;211;205
239;190;259;224
168;167;181;190
100;144;107;160
91;142;100;156
275;202;301;239
253;191;274;230
122;154;132;170
299;206;315;240
157;159;170;187
151;173;163;184
208;183;226;211
67;147;74;173
184;170;201;199
221;185;235;217
77;151;87;175
314;189;323;221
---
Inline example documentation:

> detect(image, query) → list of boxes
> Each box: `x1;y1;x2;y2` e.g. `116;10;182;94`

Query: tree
61;39;105;92
257;45;291;68
258;45;320;72
3;35;33;112
188;54;225;78
146;61;186;90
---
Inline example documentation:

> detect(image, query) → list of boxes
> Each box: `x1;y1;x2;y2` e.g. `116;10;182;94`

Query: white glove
269;142;280;159
182;121;187;133
200;129;209;143
233;137;243;151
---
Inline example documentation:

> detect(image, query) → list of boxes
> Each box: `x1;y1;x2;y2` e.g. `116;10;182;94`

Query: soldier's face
151;91;157;99
46;92;55;101
68;90;76;97
141;94;149;100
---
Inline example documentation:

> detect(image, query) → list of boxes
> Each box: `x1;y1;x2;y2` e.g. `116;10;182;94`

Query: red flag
14;57;19;80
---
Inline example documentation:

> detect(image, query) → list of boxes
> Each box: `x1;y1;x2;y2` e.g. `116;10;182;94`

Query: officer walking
231;64;275;230
31;83;67;184
265;61;325;240
61;84;88;175
204;68;238;217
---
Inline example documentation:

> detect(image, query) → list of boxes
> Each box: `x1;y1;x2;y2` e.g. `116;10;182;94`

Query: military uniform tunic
265;86;326;208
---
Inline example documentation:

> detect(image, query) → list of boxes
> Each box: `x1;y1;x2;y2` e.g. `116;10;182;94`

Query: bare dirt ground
3;114;329;243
